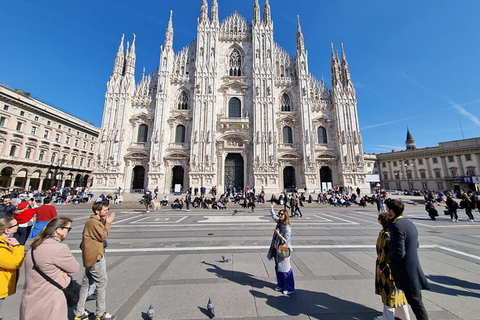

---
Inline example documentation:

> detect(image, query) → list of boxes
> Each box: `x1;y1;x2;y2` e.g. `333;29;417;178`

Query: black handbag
31;248;81;307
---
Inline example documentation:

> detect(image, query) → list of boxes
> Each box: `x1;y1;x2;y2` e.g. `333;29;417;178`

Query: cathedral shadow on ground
427;275;480;298
202;262;379;320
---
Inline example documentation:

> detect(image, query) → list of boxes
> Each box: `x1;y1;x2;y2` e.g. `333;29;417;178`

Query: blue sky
1;0;479;153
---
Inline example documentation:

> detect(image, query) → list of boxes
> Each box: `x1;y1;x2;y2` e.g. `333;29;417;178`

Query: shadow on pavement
202;262;379;319
427;275;480;298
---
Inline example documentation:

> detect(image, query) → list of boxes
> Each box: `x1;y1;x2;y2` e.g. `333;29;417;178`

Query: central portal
224;153;244;191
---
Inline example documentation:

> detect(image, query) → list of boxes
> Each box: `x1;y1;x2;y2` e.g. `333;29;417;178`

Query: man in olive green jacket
74;202;116;320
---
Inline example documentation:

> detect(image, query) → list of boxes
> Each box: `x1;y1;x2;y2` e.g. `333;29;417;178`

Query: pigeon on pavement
221;255;230;263
147;304;154;319
207;298;215;318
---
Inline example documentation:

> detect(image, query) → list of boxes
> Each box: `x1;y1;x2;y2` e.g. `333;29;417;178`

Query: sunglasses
62;227;72;232
8;223;18;228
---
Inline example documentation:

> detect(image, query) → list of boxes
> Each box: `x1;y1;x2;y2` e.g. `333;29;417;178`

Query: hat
17;201;29;210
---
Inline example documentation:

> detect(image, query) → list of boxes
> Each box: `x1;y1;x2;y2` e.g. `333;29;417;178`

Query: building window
9;145;16;157
465;154;472;161
450;169;457;177
83;141;87;149
407;171;412;179
137;124;148;142
422;183;428;189
317;126;327;144
88;159;91;167
434;171;441;178
282;126;293;144
31;126;37;135
71;156;76;166
74;139;79;147
16;122;22;131
20;111;25;116
61;154;67;164
68;128;71;133
394;171;400;179
420;171;426;179
418;159;423;165
280;93;291;112
383;172;388;180
90;144;93;151
229;49;242;76
34;116;39;121
25;147;31;159
3;105;8;111
44;130;49;139
178;91;189;110
228;97;241;118
393;161;397;167
50;152;56;163
38;150;44;161
432;157;438;164
0;117;5;126
448;156;454;162
47;120;51;126
55;133;60;142
80;158;84;167
466;168;475;176
175;125;186;143
66;136;70;144
382;162;386;168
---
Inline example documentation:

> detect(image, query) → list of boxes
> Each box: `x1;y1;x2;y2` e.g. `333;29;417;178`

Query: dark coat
388;216;430;292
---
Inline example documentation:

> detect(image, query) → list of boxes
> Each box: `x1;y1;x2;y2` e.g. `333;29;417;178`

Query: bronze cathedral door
224;153;244;190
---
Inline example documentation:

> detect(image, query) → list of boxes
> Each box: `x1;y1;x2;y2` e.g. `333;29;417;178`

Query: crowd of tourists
0;196;117;320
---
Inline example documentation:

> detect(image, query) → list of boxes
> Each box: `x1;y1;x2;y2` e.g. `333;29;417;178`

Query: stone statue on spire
199;0;208;23
263;0;271;23
211;0;219;24
253;0;260;26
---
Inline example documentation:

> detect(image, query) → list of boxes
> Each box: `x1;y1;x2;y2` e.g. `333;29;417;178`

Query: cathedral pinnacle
263;0;271;24
253;0;260;26
113;34;125;75
211;0;219;24
296;15;305;52
164;10;174;49
199;0;208;24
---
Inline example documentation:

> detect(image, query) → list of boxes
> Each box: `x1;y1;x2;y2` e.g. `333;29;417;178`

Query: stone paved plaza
3;198;480;319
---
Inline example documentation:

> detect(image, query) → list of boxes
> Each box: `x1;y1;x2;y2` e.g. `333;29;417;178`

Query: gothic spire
296;15;305;52
199;0;208;24
405;128;417;150
340;43;352;84
211;0;219;24
330;43;340;85
253;0;261;26
164;10;174;49
125;34;136;76
113;34;125;75
263;0;271;24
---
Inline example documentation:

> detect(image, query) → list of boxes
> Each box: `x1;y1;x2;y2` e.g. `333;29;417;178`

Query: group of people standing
0;200;117;320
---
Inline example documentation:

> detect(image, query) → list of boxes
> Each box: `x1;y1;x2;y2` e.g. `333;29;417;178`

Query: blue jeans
74;258;108;317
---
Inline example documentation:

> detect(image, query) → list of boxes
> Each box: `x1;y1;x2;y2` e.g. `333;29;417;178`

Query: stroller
425;201;439;220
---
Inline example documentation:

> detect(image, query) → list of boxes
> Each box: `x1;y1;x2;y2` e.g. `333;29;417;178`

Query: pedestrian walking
144;191;152;213
185;193;191;212
385;199;430;320
445;195;459;222
20;216;79;320
74;202;116;320
0;217;24;312
374;212;410;320
267;203;295;295
460;194;475;222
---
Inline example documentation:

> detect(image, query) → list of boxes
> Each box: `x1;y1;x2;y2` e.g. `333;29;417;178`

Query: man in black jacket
386;198;430;320
0;197;16;218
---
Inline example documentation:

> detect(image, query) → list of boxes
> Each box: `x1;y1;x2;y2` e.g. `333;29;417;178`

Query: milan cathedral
92;0;369;194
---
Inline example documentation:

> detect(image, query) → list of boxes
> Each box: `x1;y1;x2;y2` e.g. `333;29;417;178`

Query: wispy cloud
365;144;405;153
397;71;436;96
448;99;480;126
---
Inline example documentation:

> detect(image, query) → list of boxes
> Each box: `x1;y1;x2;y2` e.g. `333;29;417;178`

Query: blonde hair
0;217;14;234
30;216;73;249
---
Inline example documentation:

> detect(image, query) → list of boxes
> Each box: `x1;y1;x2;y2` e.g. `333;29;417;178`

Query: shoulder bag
31;248;81;307
277;241;291;258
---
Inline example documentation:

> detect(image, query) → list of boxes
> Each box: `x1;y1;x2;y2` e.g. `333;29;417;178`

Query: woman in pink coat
20;216;79;320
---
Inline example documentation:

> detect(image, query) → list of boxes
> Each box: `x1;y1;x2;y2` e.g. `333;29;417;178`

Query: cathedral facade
92;0;369;194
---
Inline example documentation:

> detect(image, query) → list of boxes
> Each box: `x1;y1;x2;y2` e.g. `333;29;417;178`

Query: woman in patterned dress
374;213;411;320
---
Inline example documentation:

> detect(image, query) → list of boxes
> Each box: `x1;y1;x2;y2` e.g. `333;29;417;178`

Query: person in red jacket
14;201;36;245
29;197;57;239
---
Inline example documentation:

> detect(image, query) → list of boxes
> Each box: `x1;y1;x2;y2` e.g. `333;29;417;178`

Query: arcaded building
0;85;99;191
93;0;369;194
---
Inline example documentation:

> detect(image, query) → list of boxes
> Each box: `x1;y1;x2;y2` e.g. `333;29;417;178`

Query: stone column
9;174;17;189
25;175;31;191
38;176;45;192
457;155;465;176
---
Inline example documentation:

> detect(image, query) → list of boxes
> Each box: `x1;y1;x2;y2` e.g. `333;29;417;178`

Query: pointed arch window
178;91;189;110
317;126;327;144
229;49;242;76
137;124;148;143
228;97;241;118
175;125;186;143
281;93;291;111
283;126;293;144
